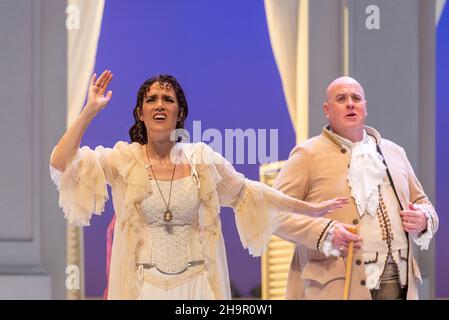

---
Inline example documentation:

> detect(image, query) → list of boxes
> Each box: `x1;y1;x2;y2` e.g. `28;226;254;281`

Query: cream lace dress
139;175;214;299
50;141;303;299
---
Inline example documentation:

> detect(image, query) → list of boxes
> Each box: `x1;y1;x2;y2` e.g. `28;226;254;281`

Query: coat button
356;259;362;266
341;148;347;154
352;219;359;225
361;280;366;286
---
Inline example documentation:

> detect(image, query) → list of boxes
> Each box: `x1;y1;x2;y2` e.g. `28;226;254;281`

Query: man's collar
330;129;368;148
322;125;381;148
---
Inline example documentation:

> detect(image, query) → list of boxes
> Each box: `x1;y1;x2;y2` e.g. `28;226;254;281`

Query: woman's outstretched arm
207;144;348;217
50;70;113;171
199;144;348;256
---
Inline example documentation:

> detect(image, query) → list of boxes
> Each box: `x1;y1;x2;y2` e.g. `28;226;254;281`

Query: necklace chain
145;144;177;221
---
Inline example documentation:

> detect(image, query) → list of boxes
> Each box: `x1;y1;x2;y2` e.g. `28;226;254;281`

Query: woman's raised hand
85;70;113;115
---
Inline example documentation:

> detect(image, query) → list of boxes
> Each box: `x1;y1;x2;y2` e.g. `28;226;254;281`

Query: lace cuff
234;180;284;257
321;225;342;257
50;147;109;226
411;204;434;250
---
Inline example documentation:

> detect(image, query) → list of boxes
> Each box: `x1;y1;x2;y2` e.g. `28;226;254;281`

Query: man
273;76;438;300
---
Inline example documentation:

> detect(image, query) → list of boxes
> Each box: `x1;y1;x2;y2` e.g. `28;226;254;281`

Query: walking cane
343;225;358;300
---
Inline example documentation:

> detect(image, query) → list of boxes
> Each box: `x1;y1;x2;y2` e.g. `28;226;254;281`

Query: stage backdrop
436;1;449;299
81;0;295;298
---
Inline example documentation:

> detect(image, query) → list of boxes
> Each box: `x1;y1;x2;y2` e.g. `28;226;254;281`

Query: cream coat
273;126;438;300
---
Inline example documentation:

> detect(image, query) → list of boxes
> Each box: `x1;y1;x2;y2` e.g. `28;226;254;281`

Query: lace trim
196;159;224;299
233;182;278;258
411;204;434;250
105;142;153;299
321;224;341;257
57;147;109;226
317;220;334;250
364;252;379;265
346;136;387;218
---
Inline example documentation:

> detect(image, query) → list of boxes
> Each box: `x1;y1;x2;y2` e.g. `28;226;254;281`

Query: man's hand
400;203;427;234
331;223;363;254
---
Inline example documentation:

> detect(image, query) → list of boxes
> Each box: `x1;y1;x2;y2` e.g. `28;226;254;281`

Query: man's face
323;80;367;135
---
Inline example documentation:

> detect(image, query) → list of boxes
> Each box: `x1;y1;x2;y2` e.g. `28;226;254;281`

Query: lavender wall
436;3;449;299
81;0;295;297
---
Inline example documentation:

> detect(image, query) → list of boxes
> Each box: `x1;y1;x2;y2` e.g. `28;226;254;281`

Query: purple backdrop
81;0;295;297
436;2;449;298
81;0;449;299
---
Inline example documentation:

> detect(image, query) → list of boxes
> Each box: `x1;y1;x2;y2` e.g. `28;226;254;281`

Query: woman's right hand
85;70;113;116
49;70;113;172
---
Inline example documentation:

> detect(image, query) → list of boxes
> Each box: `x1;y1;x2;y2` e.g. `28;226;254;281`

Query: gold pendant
145;165;153;180
164;210;173;222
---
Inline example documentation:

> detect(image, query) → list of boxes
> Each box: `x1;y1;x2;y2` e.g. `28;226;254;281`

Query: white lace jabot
334;130;387;218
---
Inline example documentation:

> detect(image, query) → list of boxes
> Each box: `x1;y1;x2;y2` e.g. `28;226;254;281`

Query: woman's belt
138;260;205;275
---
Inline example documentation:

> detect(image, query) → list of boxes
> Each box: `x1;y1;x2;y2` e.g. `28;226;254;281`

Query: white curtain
264;0;309;143
436;0;447;25
66;0;105;299
262;1;309;300
67;0;105;125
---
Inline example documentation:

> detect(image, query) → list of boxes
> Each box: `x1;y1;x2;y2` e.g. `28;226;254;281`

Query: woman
50;70;348;300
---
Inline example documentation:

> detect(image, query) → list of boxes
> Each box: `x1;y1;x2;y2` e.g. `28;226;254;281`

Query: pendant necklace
145;144;177;222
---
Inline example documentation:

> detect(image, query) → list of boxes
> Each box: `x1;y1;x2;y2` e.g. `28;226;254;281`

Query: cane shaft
343;225;358;300
343;241;354;300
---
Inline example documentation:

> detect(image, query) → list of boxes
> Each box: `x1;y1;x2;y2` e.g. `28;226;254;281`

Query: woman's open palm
86;69;113;114
307;197;349;216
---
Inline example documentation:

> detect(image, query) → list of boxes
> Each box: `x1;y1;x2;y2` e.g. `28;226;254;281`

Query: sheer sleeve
49;143;121;226
205;145;301;257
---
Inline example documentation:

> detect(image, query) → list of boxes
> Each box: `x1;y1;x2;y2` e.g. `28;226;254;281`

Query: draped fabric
67;0;105;124
262;0;309;300
437;0;447;25
66;0;105;299
264;0;309;143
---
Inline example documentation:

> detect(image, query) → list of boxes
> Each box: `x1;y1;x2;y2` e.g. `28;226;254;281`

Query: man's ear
323;102;330;118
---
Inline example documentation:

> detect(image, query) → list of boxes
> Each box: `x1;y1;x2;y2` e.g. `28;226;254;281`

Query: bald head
323;76;367;142
326;76;365;103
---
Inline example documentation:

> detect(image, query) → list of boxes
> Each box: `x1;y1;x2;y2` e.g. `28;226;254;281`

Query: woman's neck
146;138;175;163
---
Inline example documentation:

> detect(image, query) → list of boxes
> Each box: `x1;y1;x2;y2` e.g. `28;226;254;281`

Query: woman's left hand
303;197;349;216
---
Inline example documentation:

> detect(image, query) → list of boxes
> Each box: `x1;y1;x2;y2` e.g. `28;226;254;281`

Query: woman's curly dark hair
129;74;189;144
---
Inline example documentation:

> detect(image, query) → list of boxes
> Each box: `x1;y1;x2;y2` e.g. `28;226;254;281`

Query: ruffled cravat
346;134;386;218
332;131;387;218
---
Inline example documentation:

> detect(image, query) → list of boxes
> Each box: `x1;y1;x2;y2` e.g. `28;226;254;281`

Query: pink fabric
103;214;116;299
